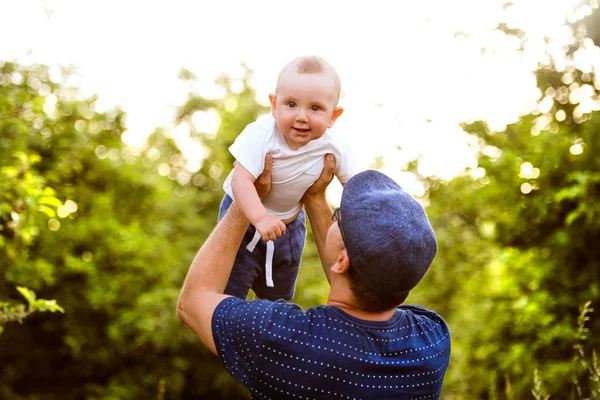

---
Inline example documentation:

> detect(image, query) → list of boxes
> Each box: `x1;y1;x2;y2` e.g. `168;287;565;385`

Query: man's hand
302;153;337;202
255;214;286;241
255;154;273;200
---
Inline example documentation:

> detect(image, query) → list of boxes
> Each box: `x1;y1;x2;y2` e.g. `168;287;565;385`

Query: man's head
328;170;438;312
269;56;343;150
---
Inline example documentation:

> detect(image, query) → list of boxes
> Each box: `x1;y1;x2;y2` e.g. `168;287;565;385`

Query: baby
219;55;354;301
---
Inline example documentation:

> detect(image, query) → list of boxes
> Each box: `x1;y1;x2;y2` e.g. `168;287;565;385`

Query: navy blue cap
340;170;437;298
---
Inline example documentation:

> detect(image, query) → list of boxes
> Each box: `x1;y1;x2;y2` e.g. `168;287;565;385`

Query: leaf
38;205;56;218
41;187;56;196
554;185;584;202
38;196;62;207
16;286;36;306
565;204;586;226
0;166;18;178
37;299;65;313
28;154;42;164
12;151;28;164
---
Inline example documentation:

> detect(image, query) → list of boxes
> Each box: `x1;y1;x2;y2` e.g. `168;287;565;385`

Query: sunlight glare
521;182;533;194
192;110;221;137
1;0;595;187
570;143;584;155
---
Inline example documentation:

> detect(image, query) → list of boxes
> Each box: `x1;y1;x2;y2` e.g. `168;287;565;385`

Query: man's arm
177;155;274;355
302;154;337;284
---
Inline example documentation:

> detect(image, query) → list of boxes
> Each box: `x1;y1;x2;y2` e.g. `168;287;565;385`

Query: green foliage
532;369;550;400
412;12;600;398
0;62;270;399
0;63;67;333
15;286;63;314
421;100;600;399
0;287;64;335
571;302;600;400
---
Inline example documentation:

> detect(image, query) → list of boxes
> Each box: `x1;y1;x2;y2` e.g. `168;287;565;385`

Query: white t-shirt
223;115;354;220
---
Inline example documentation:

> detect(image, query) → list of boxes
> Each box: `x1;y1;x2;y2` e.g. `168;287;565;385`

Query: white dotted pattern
269;321;448;356
260;349;449;379
256;357;448;388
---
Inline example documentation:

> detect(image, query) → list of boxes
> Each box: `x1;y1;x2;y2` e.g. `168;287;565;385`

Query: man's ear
269;93;277;118
328;107;344;128
330;249;350;275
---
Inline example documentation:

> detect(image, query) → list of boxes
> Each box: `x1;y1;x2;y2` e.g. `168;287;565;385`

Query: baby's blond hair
276;56;341;103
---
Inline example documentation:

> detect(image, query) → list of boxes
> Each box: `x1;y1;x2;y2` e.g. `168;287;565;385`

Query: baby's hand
255;215;286;242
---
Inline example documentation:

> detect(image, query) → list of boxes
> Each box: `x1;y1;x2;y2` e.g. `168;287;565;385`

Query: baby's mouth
293;127;310;133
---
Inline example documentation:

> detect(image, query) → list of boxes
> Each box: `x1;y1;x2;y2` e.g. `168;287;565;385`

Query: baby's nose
295;109;308;120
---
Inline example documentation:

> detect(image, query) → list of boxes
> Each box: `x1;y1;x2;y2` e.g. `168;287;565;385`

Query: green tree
411;5;600;398
0;63;67;334
0;61;271;399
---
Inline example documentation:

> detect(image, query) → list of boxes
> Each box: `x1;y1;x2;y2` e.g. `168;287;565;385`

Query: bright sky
1;0;592;202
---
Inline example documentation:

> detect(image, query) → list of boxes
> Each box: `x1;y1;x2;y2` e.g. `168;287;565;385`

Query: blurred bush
411;6;600;398
0;62;271;399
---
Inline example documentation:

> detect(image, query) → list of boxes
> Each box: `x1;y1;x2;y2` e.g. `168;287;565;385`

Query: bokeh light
521;182;533;194
47;219;60;231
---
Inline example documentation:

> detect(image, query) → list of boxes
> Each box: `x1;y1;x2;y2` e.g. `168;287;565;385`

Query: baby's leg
252;210;307;301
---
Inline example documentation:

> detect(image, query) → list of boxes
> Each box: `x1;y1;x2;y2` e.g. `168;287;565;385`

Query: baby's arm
232;162;286;241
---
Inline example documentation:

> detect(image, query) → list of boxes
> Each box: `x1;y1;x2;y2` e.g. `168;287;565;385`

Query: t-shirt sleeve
332;134;358;184
211;297;274;385
229;118;272;179
399;304;450;333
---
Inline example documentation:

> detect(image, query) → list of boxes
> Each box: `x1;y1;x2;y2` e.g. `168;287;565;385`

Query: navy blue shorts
218;194;307;301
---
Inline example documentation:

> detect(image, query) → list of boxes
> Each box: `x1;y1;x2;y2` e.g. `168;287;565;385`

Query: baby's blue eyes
285;102;321;111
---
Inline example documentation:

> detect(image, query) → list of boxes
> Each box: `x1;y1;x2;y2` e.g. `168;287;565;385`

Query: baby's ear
328;107;344;128
269;93;277;117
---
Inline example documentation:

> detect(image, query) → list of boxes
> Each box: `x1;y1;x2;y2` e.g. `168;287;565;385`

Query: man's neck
326;297;396;322
326;271;397;322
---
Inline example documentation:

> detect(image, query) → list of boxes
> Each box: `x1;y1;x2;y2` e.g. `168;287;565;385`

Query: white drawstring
265;241;274;287
246;230;261;252
246;230;275;287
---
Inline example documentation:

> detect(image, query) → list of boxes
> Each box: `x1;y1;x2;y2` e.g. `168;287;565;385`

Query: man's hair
346;264;409;313
276;55;341;103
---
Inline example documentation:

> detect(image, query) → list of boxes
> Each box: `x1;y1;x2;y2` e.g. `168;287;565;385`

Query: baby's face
270;71;342;150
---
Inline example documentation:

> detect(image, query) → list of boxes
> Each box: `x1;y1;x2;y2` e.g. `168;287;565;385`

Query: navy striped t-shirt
212;297;450;399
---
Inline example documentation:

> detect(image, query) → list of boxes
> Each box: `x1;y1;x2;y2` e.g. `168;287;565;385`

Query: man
177;154;450;399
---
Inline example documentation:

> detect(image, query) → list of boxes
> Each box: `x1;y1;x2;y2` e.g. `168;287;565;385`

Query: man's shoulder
216;299;446;328
398;304;445;319
215;298;337;327
398;304;450;333
214;297;305;321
